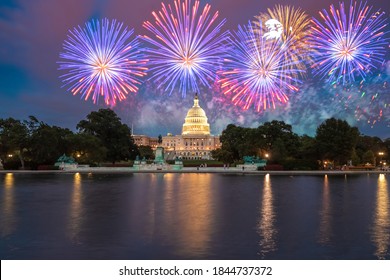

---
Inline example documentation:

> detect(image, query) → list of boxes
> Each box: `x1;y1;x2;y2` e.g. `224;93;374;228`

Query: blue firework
58;18;147;106
311;1;389;85
142;0;229;97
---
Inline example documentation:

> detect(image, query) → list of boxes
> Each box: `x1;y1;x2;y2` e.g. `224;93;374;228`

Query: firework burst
254;5;314;78
142;0;229;97
219;20;303;112
311;1;389;85
58;18;147;106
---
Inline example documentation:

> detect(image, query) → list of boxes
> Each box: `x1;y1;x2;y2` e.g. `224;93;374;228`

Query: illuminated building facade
133;94;220;160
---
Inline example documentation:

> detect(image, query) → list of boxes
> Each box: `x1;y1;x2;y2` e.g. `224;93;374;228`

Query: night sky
0;0;389;138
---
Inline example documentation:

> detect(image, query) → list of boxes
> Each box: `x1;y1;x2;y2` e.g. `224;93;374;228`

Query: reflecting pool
0;173;389;259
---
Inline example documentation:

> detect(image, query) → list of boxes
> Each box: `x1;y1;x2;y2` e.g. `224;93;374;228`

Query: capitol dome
182;93;210;136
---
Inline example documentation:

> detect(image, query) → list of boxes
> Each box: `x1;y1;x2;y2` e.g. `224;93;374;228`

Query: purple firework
142;0;229;97
311;1;389;85
58;18;147;106
219;20;303;112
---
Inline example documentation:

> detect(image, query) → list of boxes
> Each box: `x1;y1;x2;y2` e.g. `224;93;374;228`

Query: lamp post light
378;152;384;167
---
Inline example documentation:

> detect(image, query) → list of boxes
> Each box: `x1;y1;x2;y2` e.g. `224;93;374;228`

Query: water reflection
258;174;277;258
318;175;332;244
169;173;213;257
68;173;84;242
1;173;16;236
372;174;389;259
125;173;214;258
123;174;157;243
158;173;175;239
3;173;390;259
139;173;174;242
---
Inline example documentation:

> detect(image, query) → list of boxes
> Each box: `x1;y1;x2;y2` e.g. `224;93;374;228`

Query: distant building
133;93;221;160
133;135;159;149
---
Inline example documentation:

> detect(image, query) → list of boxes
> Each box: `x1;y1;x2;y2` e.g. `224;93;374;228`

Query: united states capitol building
133;94;221;160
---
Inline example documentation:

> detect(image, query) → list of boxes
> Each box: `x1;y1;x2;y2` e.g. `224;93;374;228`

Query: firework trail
311;1;389;85
142;0;229;97
219;20;303;112
58;18;147;106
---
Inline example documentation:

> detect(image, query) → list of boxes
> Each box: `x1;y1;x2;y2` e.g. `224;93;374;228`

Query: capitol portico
133;94;221;160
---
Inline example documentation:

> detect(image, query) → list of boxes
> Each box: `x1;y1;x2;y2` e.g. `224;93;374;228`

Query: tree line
1;108;388;170
0;109;138;169
211;119;389;170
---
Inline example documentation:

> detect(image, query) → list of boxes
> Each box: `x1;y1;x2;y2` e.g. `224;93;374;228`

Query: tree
362;150;375;165
0;116;75;169
383;138;390;163
211;148;234;163
218;124;247;162
29;124;74;166
77;109;137;164
138;145;155;160
355;135;385;163
240;127;264;157
0;118;29;169
257;120;300;160
68;133;107;164
217;121;299;164
315;118;360;166
297;134;317;161
351;148;360;166
271;138;288;163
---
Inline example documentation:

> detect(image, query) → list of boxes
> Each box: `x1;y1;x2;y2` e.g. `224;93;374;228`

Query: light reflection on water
139;173;213;258
258;174;277;258
1;173;390;259
1;173;16;237
318;174;332;244
68;173;83;242
170;173;213;258
372;174;389;259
